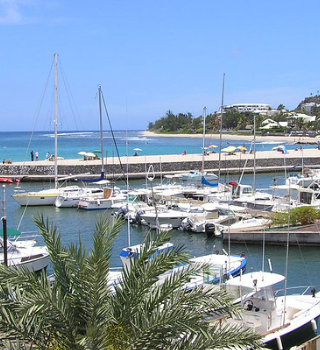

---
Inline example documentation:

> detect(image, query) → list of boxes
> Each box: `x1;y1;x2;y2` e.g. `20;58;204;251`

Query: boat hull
12;193;58;206
264;317;318;350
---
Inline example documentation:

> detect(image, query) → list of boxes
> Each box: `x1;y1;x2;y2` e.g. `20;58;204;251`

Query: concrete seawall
0;149;319;181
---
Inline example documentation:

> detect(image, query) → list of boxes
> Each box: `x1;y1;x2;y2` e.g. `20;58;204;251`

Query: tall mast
54;53;59;189
253;114;256;193
98;86;105;177
218;73;225;184
201;106;207;173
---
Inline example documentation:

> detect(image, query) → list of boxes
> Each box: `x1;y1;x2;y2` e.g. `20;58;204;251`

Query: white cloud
0;0;37;25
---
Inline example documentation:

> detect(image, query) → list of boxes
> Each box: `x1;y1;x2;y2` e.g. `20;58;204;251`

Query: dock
222;222;320;246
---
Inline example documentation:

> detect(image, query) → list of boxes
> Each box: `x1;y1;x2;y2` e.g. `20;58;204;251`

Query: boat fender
276;336;283;350
311;319;317;333
97;199;100;206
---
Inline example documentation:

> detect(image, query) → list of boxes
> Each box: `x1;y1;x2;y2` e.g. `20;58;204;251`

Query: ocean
1;131;319;304
0;130;317;162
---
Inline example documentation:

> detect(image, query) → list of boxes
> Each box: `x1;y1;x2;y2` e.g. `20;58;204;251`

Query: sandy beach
141;130;318;144
7;146;320;167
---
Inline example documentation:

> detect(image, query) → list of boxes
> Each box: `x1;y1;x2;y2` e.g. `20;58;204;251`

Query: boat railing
275;285;320;297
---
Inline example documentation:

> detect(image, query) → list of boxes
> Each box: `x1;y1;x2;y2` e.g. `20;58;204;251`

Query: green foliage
0;215;261;350
290;206;320;225
272;206;320;226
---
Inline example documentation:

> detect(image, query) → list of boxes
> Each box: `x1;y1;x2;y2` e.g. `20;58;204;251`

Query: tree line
148;105;320;134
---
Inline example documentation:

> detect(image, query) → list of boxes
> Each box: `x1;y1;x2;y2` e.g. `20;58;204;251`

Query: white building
287;113;316;123
300;102;320;113
224;103;277;116
260;119;288;130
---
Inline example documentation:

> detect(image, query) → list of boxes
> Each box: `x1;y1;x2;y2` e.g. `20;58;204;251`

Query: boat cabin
229;182;253;199
298;187;320;207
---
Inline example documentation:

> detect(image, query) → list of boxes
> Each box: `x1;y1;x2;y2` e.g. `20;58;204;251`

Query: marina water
3;174;320;296
1;130;320;332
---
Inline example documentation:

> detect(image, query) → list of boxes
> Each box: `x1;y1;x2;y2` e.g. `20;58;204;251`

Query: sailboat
12;53;81;206
78;86;126;210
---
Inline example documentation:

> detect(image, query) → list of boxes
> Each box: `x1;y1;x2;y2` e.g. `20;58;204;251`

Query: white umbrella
133;148;142;152
86;152;96;157
78;151;87;155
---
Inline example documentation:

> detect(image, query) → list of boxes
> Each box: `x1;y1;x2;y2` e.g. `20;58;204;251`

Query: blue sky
1;0;320;131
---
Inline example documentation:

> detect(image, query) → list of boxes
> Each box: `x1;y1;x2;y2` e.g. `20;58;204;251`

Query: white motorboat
55;180;112;208
228;182;275;211
215;217;271;236
220;271;320;350
0;237;50;272
55;187;104;208
78;185;126;210
180;209;239;234
139;209;189;229
120;242;247;289
157;252;247;290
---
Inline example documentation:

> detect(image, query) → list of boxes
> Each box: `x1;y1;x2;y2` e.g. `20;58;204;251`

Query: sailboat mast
218;73;225;184
98;86;105;176
201;106;207;173
54;53;59;189
253;114;256;193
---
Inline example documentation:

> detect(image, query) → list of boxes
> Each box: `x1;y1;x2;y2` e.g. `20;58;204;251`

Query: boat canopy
0;228;22;237
226;271;285;290
201;176;218;187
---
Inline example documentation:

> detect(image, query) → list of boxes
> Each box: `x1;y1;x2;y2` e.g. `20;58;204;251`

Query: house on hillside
259;119;288;130
224;103;278;116
287;113;316;123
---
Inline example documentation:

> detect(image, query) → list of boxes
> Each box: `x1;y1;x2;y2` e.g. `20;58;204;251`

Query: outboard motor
135;209;145;225
205;223;215;235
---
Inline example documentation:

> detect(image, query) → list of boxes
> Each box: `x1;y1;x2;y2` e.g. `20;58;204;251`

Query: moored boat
220;271;320;349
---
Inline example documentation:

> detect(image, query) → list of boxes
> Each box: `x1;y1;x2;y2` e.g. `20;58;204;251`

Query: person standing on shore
30;150;34;161
35;151;39;161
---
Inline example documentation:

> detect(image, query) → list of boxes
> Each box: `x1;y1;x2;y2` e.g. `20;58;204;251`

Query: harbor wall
0;152;319;181
222;231;320;246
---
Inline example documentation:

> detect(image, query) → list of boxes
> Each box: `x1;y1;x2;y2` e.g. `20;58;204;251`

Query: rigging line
101;90;127;182
59;60;83;131
16;204;29;231
237;140;254;184
24;59;54;162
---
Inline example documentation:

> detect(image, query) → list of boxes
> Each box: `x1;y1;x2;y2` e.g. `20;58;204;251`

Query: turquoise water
0;130;317;162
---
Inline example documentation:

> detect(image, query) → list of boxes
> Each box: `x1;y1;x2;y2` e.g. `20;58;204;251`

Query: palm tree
0;215;261;350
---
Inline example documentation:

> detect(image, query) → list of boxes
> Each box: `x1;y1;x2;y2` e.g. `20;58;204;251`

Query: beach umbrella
133;148;142;152
78;151;87;156
86;152;96;157
93;150;101;153
272;145;285;151
237;146;247;151
221;146;237;153
272;145;288;154
209;145;218;149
